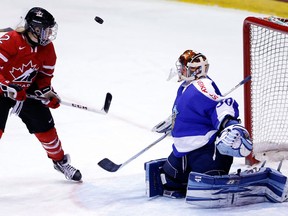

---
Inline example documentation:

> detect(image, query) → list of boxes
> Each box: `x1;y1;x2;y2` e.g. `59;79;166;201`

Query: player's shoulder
192;77;215;92
41;41;55;53
46;41;55;49
1;30;22;43
38;41;56;59
192;77;221;101
0;31;26;54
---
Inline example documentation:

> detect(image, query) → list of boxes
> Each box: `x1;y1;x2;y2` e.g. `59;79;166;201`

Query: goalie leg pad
145;158;187;199
144;158;166;198
265;168;288;202
185;167;288;208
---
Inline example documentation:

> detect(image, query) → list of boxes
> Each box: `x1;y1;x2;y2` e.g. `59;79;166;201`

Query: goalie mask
176;50;209;82
24;7;58;46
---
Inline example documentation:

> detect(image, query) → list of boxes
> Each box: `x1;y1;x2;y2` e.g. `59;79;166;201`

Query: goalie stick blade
98;158;121;172
103;92;112;113
98;133;170;173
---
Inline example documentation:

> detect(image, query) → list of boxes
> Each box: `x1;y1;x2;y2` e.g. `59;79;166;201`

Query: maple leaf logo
10;60;39;83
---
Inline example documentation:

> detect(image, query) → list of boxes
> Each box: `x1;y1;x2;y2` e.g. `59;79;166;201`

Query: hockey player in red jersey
0;7;82;181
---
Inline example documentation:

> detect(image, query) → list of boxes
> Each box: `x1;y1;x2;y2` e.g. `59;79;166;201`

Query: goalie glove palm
215;124;253;157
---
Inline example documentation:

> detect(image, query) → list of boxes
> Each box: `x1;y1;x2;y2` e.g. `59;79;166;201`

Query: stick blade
103;93;112;113
98;158;121;172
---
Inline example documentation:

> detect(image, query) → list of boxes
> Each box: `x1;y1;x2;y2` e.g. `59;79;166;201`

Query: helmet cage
28;22;58;46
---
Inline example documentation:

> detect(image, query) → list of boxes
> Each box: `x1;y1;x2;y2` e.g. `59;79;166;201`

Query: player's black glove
0;82;26;101
35;86;61;109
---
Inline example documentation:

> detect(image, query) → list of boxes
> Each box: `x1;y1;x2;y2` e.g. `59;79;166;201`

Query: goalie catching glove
34;86;61;109
215;124;253;157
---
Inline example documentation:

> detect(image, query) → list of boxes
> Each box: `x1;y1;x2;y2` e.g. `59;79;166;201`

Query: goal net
243;17;288;164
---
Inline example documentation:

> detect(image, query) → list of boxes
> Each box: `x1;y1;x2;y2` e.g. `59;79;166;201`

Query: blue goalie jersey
171;77;239;157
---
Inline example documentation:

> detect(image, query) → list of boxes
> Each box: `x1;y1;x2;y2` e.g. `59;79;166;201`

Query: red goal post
243;16;288;165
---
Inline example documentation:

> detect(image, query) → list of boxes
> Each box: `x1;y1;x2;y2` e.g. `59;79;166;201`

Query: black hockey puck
94;16;104;24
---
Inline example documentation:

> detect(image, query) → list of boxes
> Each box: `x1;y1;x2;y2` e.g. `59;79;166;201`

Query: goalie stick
98;75;252;172
222;75;251;97
98;132;170;172
27;92;112;114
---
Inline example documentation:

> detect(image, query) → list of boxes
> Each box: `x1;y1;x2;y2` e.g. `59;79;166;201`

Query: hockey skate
163;188;186;199
53;154;82;181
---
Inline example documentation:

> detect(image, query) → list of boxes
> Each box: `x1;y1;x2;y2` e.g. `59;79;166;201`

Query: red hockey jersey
0;30;56;90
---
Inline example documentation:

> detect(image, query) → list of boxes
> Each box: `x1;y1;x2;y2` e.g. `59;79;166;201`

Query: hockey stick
0;27;13;32
27;92;112;114
0;76;112;114
98;132;170;172
222;75;251;97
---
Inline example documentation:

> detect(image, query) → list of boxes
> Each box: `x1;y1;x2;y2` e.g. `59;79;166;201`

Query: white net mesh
247;18;288;161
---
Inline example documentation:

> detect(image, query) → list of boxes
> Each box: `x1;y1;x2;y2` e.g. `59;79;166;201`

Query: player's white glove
215;124;253;157
152;115;172;134
35;86;61;109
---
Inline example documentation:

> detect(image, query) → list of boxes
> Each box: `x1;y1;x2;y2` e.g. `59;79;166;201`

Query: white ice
1;0;288;215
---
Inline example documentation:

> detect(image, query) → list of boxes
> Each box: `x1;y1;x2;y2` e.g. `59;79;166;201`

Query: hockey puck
94;16;104;24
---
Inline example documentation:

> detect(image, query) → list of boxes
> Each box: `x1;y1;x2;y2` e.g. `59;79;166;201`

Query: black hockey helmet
24;7;58;46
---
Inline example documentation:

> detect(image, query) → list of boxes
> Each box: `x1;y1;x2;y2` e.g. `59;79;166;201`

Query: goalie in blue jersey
145;50;253;199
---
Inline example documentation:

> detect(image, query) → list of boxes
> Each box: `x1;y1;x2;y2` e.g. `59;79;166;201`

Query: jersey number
216;98;234;108
0;35;10;44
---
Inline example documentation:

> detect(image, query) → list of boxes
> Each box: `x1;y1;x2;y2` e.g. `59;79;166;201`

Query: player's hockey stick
27;92;112;114
0;27;13;32
0;77;112;114
98;132;170;172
